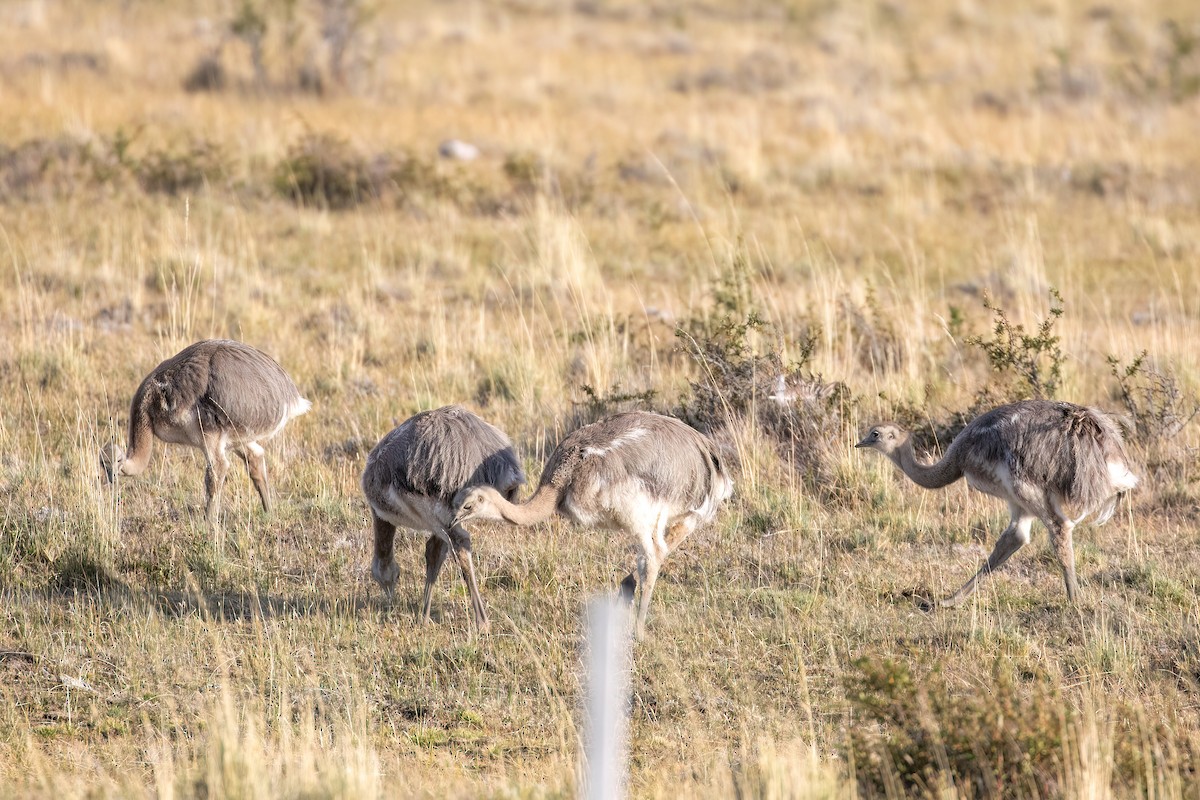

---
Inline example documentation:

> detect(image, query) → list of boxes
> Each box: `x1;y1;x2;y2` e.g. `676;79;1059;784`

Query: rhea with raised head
452;410;733;639
361;405;525;633
856;399;1138;606
101;339;311;527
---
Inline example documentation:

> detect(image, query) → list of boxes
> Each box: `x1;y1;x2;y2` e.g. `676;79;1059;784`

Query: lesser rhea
453;411;733;639
856;399;1138;605
101;339;311;526
361;405;525;633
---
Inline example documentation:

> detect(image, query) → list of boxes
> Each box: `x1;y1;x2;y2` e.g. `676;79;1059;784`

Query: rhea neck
119;386;157;475
883;435;963;490
479;483;561;526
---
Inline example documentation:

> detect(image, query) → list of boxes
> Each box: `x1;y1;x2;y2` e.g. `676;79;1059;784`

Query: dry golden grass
2;0;1200;796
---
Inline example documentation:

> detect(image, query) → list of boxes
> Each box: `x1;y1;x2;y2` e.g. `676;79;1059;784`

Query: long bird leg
631;515;672;640
448;526;490;634
1053;520;1079;602
202;438;230;529
941;508;1033;607
1047;513;1079;602
633;549;660;641
1042;492;1081;602
235;442;271;513
370;512;400;594
420;535;451;623
619;518;695;601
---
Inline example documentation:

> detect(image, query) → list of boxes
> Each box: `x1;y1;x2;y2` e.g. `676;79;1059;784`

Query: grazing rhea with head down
361;405;525;634
453;411;733;640
857;399;1138;606
100;339;310;528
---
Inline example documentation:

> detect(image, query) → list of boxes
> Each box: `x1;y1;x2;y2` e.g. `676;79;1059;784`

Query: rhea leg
633;550;662;640
620;518;695;603
448;526;489;634
234;442;271;513
420;535;451;623
1053;520;1079;602
203;442;231;529
629;516;674;640
370;511;400;593
941;508;1034;607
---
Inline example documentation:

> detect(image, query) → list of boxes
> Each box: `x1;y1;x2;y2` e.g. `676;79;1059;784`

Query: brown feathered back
949;400;1134;520
362;405;525;505
136;339;307;438
539;411;730;517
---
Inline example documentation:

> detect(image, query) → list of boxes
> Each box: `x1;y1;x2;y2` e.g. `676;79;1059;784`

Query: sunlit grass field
2;0;1200;796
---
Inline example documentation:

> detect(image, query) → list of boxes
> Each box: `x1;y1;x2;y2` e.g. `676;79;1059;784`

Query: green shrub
885;289;1070;456
136;140;227;195
575;383;657;424
965;287;1065;402
274;133;375;209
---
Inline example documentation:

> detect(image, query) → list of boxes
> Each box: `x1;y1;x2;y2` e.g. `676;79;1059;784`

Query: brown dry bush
273;132;378;209
0;136;127;200
183;52;227;92
846;656;1068;798
1108;351;1199;493
0;133;226;199
676;312;850;489
135;139;228;195
846;654;1200;799
272;133;502;213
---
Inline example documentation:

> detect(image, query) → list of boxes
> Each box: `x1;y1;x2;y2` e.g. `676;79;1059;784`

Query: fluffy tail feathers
1068;406;1138;525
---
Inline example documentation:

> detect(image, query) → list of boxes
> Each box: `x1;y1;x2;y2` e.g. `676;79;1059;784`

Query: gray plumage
453;410;733;639
537;412;729;525
361;405;525;633
857;399;1138;605
100;339;311;527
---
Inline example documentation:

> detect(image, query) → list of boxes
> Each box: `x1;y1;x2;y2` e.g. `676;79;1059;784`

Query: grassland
2;0;1200;796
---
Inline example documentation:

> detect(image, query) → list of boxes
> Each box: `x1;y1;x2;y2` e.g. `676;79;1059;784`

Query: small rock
438;139;479;161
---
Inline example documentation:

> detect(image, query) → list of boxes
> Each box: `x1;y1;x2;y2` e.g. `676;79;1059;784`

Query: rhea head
99;443;127;482
854;424;907;456
451;485;505;526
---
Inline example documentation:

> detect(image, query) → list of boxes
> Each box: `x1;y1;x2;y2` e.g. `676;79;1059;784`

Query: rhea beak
853;437;871;449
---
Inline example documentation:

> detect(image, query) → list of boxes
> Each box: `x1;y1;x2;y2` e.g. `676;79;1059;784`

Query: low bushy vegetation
846;656;1069;797
273;132;377;209
966;288;1066;402
676;311;850;488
